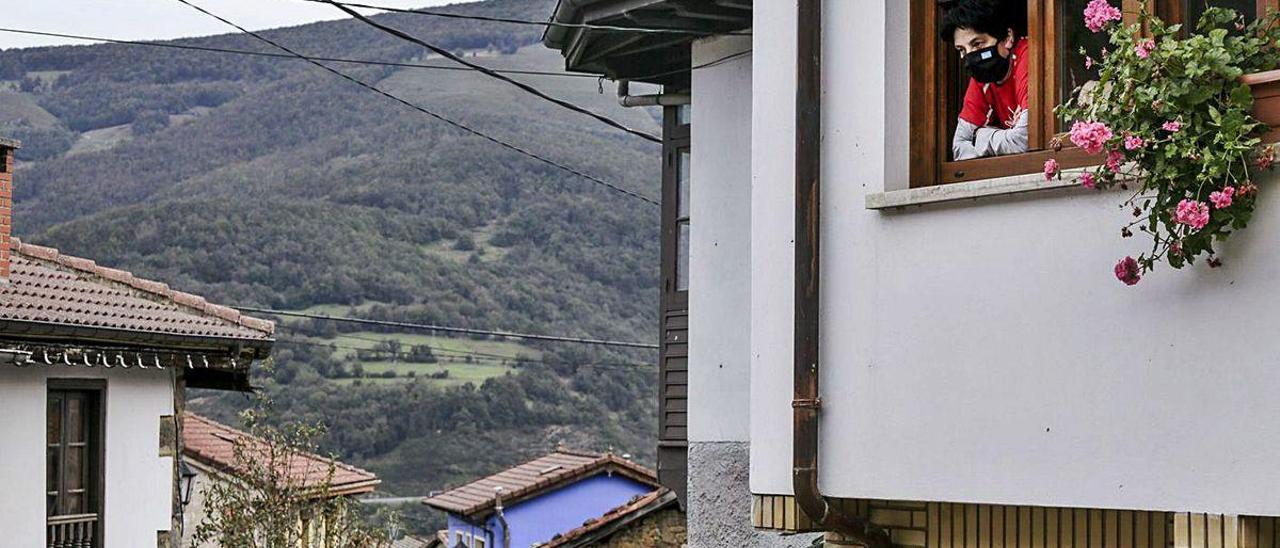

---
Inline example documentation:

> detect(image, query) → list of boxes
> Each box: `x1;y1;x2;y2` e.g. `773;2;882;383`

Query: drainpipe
617;80;691;108
493;488;511;548
791;1;891;547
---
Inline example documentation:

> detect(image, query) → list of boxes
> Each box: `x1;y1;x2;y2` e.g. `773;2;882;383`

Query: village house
0;138;275;547
179;411;381;548
423;448;679;548
545;1;1280;547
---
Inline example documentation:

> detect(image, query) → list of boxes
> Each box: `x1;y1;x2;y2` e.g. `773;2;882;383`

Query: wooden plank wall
752;496;1280;548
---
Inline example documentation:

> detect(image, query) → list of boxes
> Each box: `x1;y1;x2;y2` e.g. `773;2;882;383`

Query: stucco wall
749;0;1280;516
0;366;176;547
688;33;754;445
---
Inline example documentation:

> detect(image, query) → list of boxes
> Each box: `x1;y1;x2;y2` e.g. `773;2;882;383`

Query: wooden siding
752;496;1280;548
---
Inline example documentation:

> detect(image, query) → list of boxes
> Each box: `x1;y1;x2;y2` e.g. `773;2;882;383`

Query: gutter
616;81;691;108
790;1;890;546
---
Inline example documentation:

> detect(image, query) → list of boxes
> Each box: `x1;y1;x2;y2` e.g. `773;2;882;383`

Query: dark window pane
1187;0;1256;28
47;494;57;516
677;150;690;219
676;222;690;292
46;449;59;493
67;397;84;443
1059;0;1112;130
66;447;84;491
64;493;83;515
47;396;61;445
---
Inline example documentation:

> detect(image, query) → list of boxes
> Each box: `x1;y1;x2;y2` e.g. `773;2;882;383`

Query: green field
290;327;542;386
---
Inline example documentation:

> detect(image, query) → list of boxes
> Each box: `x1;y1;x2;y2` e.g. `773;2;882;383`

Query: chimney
0;137;18;281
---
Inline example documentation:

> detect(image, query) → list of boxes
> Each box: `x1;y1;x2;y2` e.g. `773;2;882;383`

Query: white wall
749;0;1280;516
689;34;754;444
0;365;176;547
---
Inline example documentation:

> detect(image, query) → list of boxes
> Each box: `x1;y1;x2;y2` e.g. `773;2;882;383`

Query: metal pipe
617;80;691;108
792;1;890;546
493;488;511;548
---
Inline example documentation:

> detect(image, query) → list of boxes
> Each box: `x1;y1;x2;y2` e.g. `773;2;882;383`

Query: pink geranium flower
1210;186;1235;209
1079;172;1097;189
1085;0;1123;32
1043;159;1060;181
1105;149;1125;171
1114;256;1141;286
1162;120;1182;133
1175;199;1211;230
1135;39;1155;59
1085;56;1096;69
1124;134;1145;150
1070;121;1112;155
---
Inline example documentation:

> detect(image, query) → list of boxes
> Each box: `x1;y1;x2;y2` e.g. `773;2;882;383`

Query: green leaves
1057;4;1279;283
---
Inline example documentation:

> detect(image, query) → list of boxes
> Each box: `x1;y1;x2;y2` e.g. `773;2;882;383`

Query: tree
190;400;391;548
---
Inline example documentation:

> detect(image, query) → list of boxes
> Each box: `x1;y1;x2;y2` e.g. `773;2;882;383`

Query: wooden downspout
791;1;891;546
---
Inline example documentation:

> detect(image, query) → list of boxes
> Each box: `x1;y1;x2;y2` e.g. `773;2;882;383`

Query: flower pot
1243;69;1280;143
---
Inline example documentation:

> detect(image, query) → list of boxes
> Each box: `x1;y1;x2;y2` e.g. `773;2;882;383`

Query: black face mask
964;44;1011;84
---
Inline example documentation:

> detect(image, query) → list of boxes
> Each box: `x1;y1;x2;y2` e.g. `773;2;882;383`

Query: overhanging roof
543;0;751;87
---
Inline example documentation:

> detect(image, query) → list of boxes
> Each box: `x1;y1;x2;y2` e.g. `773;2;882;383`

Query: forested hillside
0;0;661;534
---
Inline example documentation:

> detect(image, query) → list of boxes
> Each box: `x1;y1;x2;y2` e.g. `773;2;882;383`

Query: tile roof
182;412;380;496
540;487;678;547
0;238;273;340
423;449;659;518
391;535;431;548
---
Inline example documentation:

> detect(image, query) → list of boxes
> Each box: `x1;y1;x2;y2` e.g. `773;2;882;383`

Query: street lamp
179;459;198;507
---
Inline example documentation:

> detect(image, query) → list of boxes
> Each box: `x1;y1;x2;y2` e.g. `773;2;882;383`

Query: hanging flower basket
1244;69;1280;143
1049;1;1280;285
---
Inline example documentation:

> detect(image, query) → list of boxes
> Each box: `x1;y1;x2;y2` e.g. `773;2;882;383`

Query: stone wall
596;506;686;548
689;442;820;548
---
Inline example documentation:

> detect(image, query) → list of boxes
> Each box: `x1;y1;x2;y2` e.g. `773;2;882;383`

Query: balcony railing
47;513;98;548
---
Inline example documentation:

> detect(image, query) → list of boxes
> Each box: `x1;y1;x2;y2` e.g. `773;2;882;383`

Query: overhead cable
320;0;661;143
0;27;597;79
172;0;659;206
236;307;659;349
294;0;751;36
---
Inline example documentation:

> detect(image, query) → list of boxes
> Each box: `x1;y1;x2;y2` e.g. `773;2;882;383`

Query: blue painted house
423;449;661;548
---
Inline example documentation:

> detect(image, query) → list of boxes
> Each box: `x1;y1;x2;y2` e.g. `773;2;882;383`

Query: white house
0;138;275;547
545;1;1280;547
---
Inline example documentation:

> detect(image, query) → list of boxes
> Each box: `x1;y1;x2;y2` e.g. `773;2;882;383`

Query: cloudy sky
2;0;458;50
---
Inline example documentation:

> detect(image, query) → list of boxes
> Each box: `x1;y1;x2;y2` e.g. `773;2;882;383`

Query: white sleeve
952;119;981;161
973;110;1030;157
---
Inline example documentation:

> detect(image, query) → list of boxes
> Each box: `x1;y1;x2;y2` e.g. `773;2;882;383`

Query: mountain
0;0;661;534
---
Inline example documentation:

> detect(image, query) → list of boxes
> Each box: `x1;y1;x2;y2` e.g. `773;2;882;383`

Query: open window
910;0;1278;187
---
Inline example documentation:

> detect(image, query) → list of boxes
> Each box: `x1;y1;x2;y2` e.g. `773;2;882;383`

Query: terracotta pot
1243;69;1280;142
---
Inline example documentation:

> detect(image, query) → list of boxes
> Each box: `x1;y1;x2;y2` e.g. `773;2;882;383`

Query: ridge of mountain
0;0;662;533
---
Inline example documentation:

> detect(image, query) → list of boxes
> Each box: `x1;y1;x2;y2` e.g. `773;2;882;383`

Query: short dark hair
939;0;1026;43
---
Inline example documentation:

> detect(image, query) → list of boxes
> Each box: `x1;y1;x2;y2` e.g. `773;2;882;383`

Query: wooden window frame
47;379;105;548
909;0;1278;188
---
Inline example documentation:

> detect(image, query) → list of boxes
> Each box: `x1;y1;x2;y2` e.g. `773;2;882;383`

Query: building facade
424;449;661;548
544;1;1280;547
0;139;275;547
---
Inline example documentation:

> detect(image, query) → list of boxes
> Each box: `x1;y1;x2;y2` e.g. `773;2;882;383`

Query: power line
0;27;598;79
320;0;661;143
276;338;653;369
172;0;659;206
294;0;751;36
237;307;659;349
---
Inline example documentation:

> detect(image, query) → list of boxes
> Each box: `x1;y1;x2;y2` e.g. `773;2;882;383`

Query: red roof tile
0;238;273;340
182;412;379;496
423;449;659;518
541;488;678;547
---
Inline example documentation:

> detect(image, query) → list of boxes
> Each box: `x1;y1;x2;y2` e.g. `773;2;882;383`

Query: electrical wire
0;27;599;79
276;337;653;369
293;0;751;36
172;0;660;206
235;307;659;349
320;0;661;143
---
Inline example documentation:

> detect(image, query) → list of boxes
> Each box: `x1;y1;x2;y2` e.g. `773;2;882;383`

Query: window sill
865;170;1087;210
